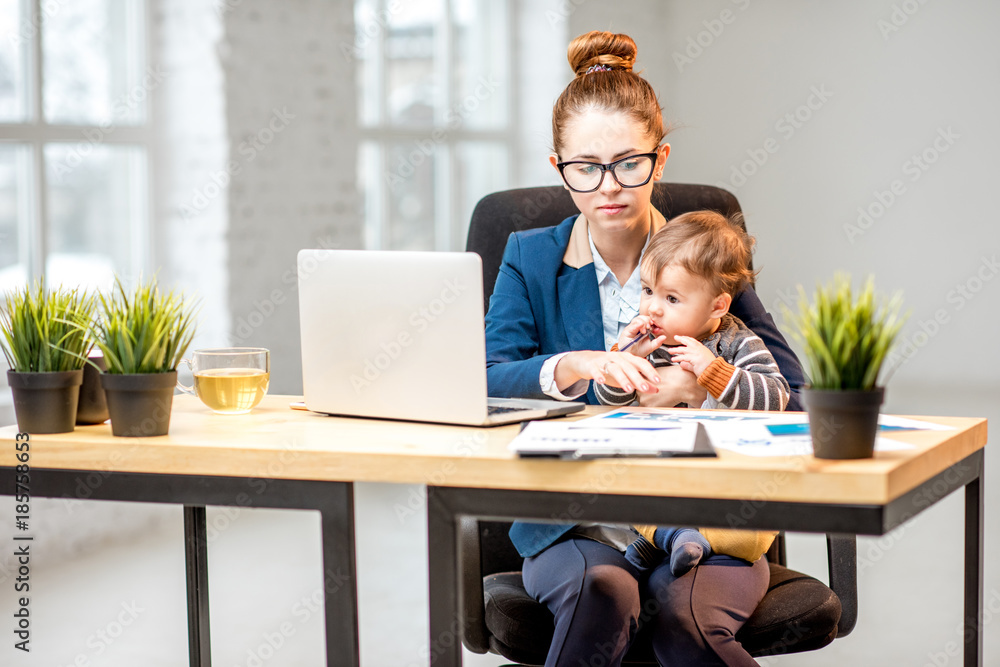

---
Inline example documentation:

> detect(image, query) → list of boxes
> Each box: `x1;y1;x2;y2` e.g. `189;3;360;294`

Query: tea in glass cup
178;348;270;414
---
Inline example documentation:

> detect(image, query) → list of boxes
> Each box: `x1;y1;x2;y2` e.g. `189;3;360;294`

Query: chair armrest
826;533;858;637
459;516;490;653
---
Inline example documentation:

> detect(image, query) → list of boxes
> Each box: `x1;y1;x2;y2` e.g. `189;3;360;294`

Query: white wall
567;1;1000;393
567;2;999;665
220;0;362;394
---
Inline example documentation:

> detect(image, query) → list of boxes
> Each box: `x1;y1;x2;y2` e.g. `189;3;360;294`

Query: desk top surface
0;395;986;505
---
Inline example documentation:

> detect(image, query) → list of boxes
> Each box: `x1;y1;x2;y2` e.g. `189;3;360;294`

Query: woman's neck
590;214;650;285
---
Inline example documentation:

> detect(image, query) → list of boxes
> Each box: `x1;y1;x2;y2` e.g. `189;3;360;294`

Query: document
566;408;933;458
509;420;715;459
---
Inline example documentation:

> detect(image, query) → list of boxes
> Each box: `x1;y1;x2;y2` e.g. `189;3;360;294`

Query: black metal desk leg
426;488;462;667
964;468;984;667
184;505;212;667
321;483;360;667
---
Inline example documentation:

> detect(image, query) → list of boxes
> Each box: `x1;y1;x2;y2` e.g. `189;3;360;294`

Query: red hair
552;31;666;157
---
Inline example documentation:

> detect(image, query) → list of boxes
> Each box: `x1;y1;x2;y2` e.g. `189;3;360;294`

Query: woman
483;31;805;666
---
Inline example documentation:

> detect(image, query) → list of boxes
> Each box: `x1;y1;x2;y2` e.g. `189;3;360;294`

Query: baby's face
639;264;724;344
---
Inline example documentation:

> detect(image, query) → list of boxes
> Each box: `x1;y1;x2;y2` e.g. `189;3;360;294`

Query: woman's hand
637;364;706;407
554;350;661;394
667;336;716;377
617;316;667;358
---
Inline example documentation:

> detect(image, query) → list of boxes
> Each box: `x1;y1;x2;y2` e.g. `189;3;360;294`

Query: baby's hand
617;316;667;357
667;336;716;377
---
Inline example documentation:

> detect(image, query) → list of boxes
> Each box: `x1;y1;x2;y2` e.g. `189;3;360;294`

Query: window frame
0;0;154;283
356;0;518;252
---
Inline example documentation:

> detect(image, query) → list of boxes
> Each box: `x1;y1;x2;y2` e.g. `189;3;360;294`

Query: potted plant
92;278;198;437
0;282;96;433
783;274;907;459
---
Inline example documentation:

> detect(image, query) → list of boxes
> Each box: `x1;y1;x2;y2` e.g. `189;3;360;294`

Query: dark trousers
523;538;769;667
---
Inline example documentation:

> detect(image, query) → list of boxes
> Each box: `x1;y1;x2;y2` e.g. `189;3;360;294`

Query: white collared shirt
588;227;648;352
540;227;650;400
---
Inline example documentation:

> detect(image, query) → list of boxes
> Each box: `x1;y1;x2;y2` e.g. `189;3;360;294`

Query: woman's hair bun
568;31;637;76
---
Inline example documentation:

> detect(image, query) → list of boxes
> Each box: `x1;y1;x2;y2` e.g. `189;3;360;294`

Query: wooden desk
0;395;987;666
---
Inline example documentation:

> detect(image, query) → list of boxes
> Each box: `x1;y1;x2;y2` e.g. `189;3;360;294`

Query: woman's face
550;110;669;236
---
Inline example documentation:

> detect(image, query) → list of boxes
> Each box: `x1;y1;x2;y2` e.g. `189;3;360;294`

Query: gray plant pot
803;387;885;459
76;354;109;425
7;369;83;434
100;371;177;437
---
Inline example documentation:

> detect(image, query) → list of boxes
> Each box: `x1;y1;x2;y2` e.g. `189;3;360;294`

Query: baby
595;210;789;574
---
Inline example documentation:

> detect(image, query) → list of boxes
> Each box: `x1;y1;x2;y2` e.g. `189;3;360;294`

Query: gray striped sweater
595;313;790;411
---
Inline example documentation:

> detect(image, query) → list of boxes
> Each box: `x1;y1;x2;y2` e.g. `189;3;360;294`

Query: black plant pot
803;387;885;459
100;371;177;437
7;369;83;434
76;354;109;425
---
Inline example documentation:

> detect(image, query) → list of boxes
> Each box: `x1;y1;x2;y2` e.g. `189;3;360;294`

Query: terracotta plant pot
803;387;885;460
7;369;83;434
76;354;110;425
100;371;177;437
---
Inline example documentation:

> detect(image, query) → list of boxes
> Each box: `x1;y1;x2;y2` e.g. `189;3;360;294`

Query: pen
619;330;651;352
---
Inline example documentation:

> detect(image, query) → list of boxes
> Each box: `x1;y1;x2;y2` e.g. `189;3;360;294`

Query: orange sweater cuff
698;357;736;399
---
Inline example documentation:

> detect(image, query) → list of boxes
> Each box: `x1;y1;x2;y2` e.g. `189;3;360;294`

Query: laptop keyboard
487;404;533;415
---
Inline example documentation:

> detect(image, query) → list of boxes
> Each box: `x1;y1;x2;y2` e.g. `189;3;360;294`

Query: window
0;0;151;293
354;0;514;251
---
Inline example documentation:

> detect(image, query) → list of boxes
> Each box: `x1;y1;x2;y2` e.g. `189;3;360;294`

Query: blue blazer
484;213;806;558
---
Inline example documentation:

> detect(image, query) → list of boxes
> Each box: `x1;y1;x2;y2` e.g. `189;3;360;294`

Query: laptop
296;249;586;426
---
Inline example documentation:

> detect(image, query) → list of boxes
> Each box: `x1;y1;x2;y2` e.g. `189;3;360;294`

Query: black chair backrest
467;182;748;576
479;520;526;575
466;183;744;310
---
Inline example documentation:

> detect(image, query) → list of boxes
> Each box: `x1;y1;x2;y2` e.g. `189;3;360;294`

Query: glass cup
177;348;270;414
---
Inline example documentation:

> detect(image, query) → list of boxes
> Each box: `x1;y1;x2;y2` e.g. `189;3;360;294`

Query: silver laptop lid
297;249;489;423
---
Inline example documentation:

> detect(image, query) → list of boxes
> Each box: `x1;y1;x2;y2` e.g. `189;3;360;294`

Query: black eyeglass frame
555;151;660;193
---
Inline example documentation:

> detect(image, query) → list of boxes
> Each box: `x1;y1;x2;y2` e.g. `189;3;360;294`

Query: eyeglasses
556;151;659;193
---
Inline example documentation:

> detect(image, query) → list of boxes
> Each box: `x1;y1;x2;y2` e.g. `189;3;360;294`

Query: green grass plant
0;282;96;373
93;278;198;374
782;274;907;390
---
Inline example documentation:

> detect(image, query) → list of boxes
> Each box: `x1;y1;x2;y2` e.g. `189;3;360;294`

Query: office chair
461;183;858;664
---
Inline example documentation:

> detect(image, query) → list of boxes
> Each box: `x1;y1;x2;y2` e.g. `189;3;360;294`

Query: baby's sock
667;528;712;576
624;535;663;573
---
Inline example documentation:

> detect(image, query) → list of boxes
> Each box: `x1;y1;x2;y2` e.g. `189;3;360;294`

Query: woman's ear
655;143;671;179
550;154;569;190
710;292;732;319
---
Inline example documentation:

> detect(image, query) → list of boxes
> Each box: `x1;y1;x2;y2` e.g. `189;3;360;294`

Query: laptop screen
297;249;491;423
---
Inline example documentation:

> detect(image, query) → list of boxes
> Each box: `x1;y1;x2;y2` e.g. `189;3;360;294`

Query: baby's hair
552;31;667;157
642;211;758;297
